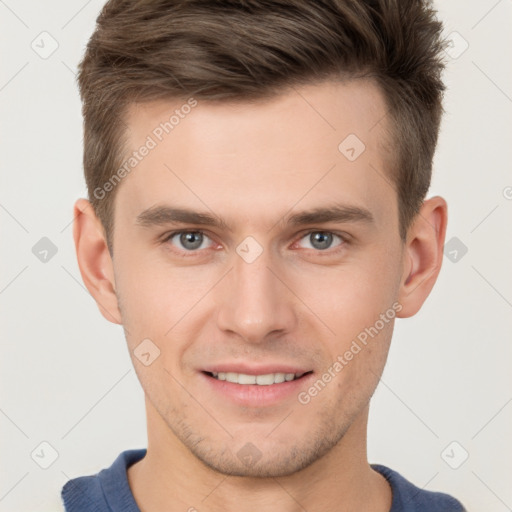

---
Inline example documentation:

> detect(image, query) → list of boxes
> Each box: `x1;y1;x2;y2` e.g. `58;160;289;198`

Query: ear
73;198;122;324
396;196;448;318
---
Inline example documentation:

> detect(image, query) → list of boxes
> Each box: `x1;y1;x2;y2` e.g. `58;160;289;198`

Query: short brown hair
77;0;446;253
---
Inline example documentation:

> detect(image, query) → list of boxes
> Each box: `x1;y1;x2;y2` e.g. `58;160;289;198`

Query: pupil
181;232;202;250
311;232;332;250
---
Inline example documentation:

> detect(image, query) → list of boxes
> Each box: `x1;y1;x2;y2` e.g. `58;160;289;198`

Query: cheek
114;251;170;339
114;250;218;349
291;252;400;393
295;259;400;337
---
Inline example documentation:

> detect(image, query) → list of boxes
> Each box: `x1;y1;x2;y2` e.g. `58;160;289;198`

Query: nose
215;246;297;344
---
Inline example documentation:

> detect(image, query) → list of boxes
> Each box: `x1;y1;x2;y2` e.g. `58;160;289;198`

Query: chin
186;425;345;478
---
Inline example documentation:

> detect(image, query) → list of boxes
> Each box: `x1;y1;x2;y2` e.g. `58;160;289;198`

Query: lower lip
200;372;314;407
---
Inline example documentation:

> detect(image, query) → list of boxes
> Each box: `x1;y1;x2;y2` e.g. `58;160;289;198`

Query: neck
127;399;391;512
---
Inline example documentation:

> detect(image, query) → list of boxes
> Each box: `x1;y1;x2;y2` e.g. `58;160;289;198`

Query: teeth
274;373;285;383
256;374;275;385
210;372;302;385
238;373;256;385
226;372;238;383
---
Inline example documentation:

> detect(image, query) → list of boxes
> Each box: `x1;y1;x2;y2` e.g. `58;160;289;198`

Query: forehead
117;79;395;231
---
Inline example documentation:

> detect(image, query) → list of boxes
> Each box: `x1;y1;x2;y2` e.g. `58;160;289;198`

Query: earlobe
396;196;448;318
73;198;122;325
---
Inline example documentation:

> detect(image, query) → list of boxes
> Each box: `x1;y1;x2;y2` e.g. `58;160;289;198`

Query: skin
73;79;447;512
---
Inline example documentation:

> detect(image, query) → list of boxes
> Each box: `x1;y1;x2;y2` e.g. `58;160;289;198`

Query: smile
207;371;308;385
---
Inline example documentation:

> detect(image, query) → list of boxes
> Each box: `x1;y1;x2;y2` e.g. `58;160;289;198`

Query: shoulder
61;449;146;512
372;464;466;512
61;474;104;512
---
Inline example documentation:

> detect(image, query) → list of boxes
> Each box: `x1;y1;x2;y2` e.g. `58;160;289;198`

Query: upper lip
202;363;312;375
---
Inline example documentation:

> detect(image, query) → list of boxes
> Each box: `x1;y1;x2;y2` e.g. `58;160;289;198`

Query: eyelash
161;229;348;257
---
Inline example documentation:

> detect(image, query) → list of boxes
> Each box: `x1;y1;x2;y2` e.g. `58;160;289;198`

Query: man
62;0;466;510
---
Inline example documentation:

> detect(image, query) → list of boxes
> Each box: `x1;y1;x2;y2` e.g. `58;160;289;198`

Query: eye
162;229;346;255
165;231;215;252
296;231;345;251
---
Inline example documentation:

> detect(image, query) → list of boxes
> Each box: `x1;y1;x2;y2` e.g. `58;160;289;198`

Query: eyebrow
135;203;374;231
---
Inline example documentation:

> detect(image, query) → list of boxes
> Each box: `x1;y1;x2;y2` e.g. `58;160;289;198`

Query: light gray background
1;1;511;510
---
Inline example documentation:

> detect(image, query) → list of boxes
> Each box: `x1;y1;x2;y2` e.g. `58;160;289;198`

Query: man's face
111;80;405;477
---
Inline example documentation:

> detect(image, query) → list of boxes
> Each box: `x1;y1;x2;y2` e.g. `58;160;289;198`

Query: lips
199;364;315;412
200;365;314;407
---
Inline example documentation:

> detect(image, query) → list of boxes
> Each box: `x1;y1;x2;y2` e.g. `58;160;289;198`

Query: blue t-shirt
61;449;466;511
